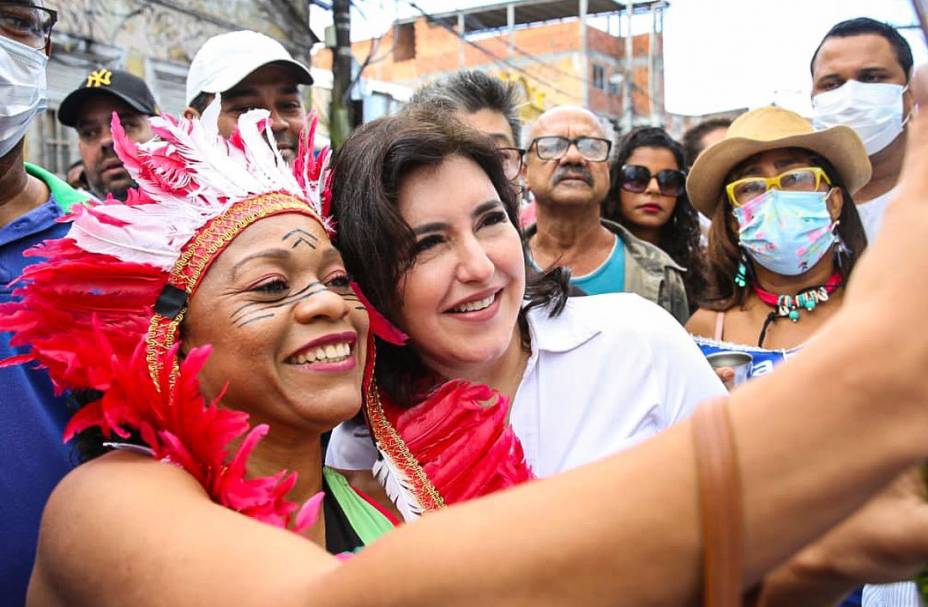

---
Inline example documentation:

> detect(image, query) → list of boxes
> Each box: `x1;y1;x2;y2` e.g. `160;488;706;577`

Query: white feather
75;103;326;268
200;94;222;142
373;449;424;522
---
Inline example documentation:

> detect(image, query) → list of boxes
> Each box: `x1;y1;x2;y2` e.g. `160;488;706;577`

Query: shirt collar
525;299;601;354
0;198;62;248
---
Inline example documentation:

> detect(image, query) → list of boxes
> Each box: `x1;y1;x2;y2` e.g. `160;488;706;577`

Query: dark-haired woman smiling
604;127;708;311
327;106;724;514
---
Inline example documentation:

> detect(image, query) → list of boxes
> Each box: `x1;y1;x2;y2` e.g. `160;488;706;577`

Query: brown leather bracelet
692;396;744;607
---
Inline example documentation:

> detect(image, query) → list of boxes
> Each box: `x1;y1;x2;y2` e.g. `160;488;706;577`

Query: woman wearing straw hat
685;106;870;382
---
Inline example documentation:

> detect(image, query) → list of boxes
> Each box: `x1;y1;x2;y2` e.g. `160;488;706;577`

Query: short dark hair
410;70;523;145
332;105;567;406
682;118;731;169
810;17;913;81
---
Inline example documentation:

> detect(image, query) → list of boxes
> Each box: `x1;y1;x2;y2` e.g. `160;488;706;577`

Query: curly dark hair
701;149;868;311
603;126;708;308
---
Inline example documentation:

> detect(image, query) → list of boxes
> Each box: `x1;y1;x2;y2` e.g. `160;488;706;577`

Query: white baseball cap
185;30;313;106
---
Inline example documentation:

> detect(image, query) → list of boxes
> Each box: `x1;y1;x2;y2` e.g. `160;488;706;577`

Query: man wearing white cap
184;30;313;164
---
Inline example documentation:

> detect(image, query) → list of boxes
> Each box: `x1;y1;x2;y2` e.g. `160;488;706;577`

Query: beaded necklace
752;272;843;347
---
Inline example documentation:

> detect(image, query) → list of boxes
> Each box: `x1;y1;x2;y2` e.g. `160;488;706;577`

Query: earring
734;258;748;288
833;226;851;274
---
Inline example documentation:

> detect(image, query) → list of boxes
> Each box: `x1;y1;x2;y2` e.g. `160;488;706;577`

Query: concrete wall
28;0;312;175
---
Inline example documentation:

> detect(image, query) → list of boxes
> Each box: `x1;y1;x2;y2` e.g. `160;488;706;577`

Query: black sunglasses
619;164;686;197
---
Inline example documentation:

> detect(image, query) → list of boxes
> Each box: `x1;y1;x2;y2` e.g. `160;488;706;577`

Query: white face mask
811;80;907;156
0;36;47;158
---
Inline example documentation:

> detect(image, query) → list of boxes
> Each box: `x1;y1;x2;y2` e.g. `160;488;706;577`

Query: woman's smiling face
183;213;369;434
394;155;525;378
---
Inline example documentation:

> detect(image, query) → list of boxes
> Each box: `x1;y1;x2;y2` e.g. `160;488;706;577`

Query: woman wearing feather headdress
0;103;398;557
15;81;928;607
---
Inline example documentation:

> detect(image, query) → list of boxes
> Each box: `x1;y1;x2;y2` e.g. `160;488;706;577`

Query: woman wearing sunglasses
604;127;708;312
685;106;869;384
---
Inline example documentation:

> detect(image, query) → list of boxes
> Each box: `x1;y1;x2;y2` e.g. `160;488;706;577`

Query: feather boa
373;380;535;520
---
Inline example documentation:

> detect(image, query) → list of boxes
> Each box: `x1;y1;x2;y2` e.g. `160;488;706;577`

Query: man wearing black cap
59;68;158;200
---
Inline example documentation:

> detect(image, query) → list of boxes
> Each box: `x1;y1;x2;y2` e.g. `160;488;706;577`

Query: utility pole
622;0;634;133
330;0;353;147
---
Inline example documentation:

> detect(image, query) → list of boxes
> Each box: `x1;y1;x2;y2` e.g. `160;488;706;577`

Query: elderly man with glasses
0;2;93;603
523;105;688;322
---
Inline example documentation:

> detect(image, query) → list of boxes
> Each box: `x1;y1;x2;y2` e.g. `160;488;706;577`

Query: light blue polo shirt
569;234;625;295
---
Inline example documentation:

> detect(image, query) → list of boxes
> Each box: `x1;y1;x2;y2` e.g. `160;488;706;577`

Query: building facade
28;0;315;176
312;0;668;135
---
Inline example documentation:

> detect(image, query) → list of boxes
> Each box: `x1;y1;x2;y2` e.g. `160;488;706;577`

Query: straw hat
686;106;871;217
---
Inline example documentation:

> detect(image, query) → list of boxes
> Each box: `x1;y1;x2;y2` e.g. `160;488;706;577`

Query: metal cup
706;351;754;388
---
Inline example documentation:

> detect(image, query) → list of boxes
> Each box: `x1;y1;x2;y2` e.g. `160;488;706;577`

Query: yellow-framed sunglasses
725;167;832;208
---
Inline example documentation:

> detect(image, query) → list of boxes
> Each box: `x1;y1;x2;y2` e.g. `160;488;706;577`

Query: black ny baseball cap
58;68;159;127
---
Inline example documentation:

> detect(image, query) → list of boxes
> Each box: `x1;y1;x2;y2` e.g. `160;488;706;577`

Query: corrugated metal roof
399;0;667;32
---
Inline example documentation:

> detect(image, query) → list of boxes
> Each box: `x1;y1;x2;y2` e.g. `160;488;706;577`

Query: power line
398;0;577;98
457;8;659;109
461;12;592;87
394;0;658;112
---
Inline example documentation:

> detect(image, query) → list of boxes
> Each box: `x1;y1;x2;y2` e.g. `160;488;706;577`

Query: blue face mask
732;189;836;276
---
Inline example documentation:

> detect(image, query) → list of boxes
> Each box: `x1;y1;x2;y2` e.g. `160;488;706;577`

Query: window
393;23;416;61
39;109;74;177
592;64;605;91
147;58;187;116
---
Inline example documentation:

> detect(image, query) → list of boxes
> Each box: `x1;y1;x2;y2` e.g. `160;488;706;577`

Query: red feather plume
350;281;408;346
62;331;322;532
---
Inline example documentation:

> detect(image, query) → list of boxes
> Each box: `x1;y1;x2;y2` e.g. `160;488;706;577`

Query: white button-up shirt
326;294;725;477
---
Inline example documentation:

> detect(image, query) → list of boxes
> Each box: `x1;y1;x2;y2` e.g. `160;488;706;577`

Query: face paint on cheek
338;292;366;312
231;281;326;327
237;313;275;327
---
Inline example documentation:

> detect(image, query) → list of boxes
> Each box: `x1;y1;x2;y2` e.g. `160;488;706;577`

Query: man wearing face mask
0;2;91;603
810;17;914;241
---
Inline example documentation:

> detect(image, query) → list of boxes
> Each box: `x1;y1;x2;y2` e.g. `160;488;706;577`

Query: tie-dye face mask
733;189;836;276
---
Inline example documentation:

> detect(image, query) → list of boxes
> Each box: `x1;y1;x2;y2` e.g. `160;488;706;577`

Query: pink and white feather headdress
0;104;336;532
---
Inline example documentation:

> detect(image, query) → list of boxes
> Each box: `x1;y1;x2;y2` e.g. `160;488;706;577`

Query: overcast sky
313;0;928;116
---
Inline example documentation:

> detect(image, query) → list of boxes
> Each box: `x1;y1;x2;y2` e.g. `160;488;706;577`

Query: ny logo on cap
86;69;113;88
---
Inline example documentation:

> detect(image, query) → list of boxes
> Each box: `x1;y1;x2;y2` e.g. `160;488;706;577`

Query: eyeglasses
530;136;612;163
497;146;525;181
0;2;56;50
725;167;832;207
619;164;686;197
